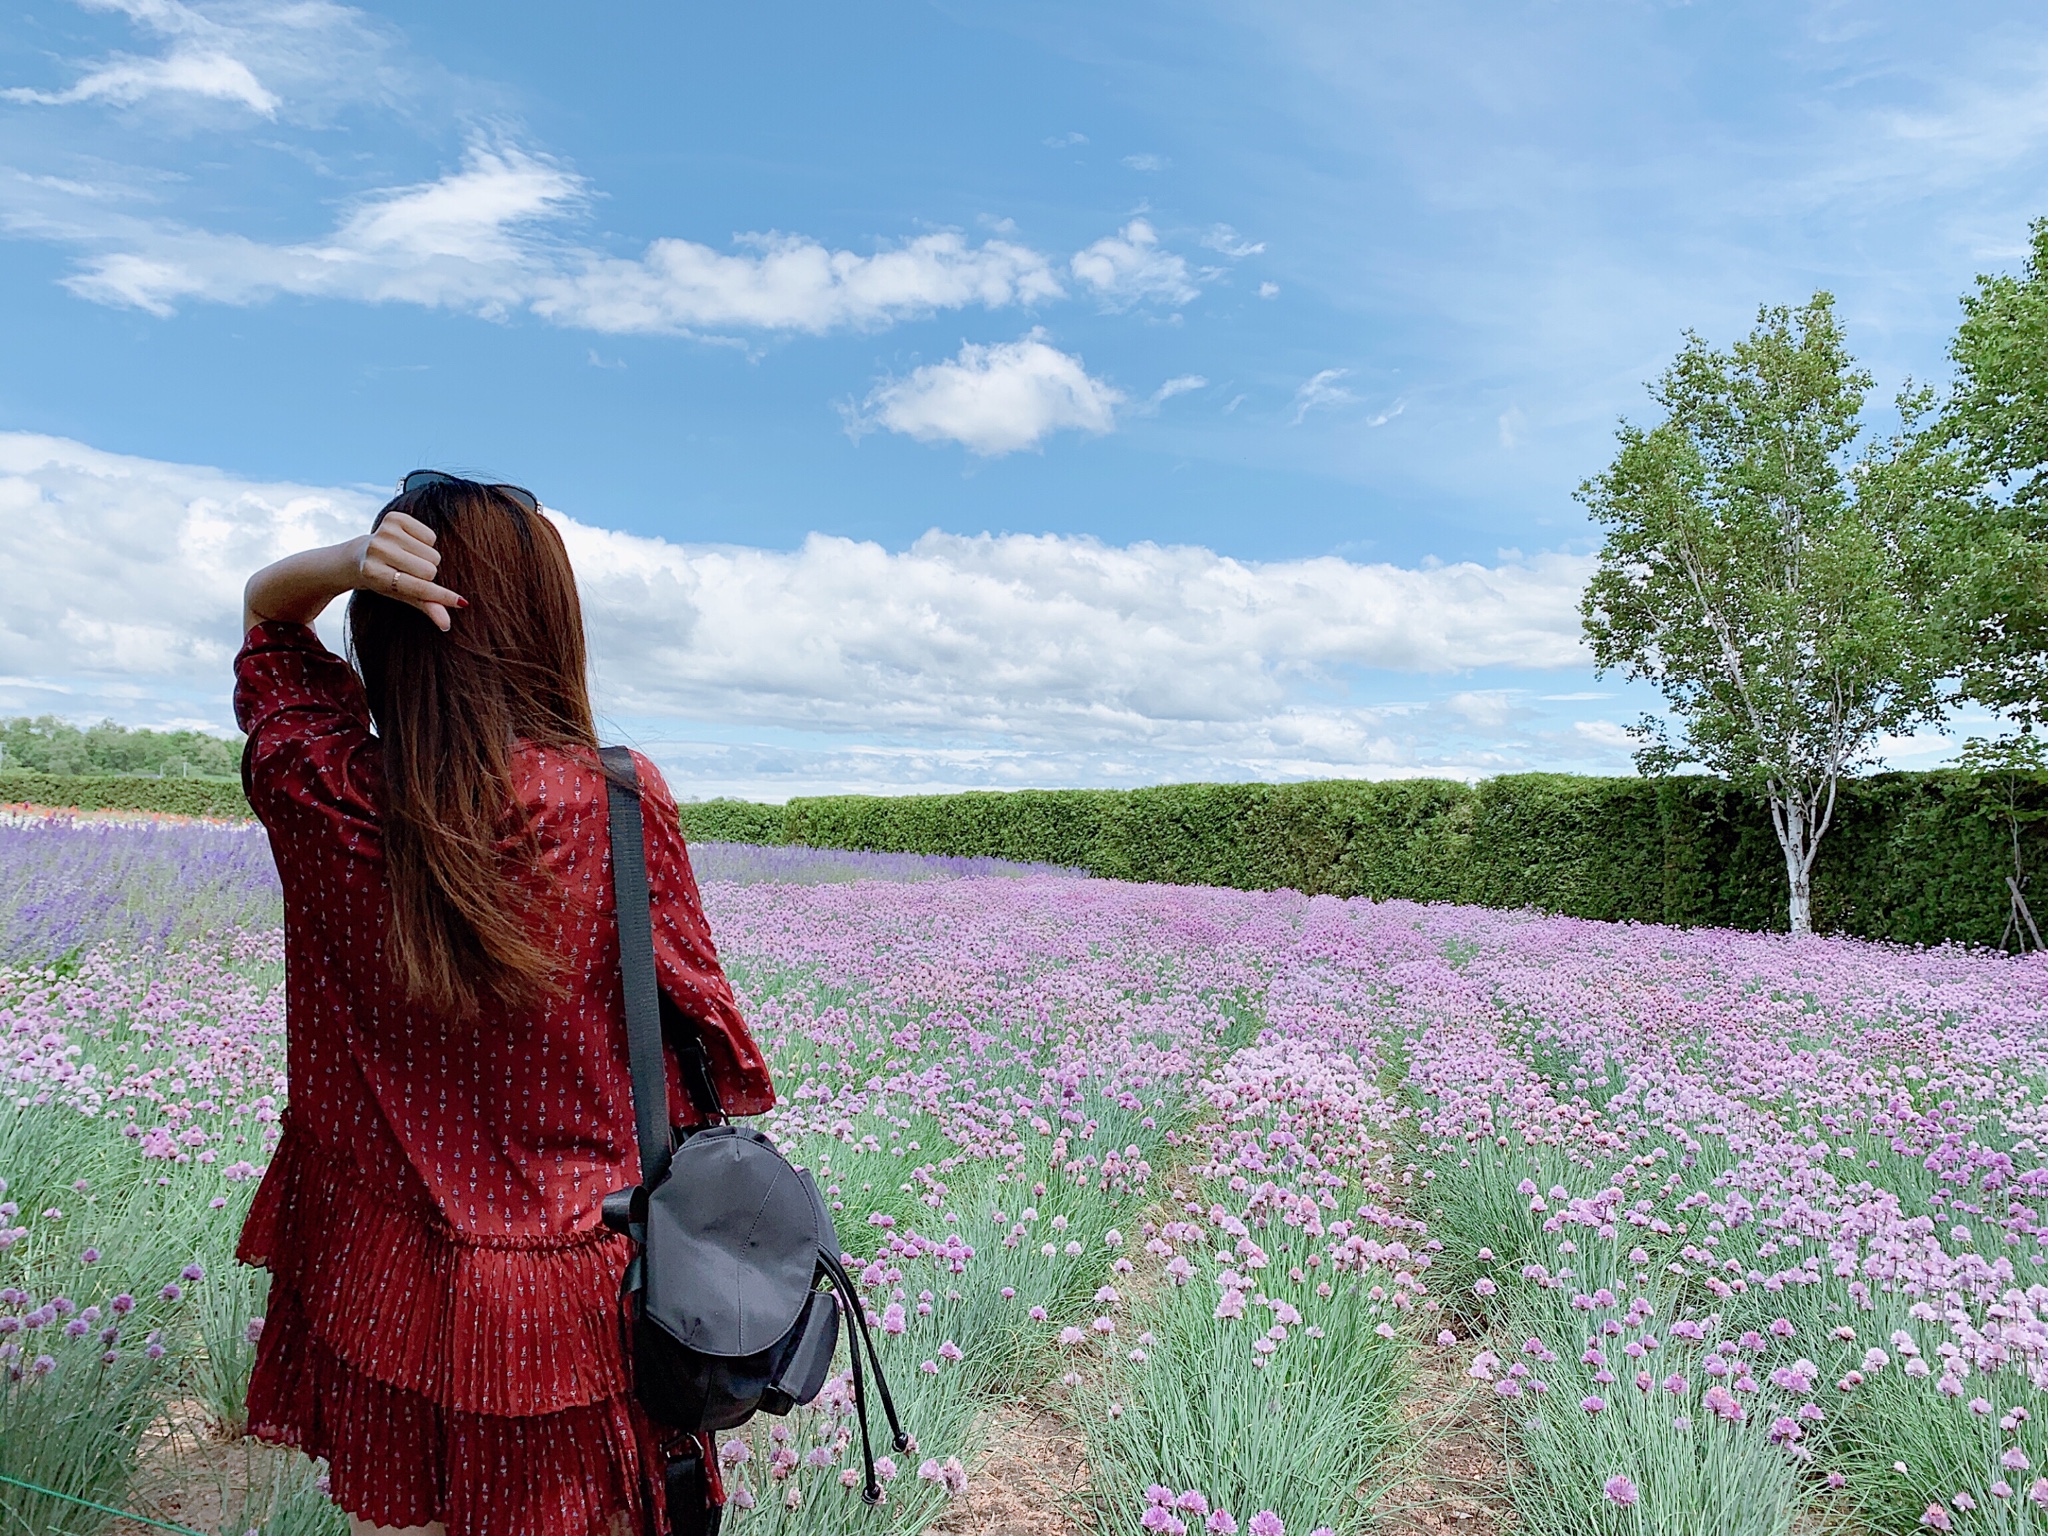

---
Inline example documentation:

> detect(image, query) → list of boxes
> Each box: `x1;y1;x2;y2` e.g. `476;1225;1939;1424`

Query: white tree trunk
1777;796;1813;936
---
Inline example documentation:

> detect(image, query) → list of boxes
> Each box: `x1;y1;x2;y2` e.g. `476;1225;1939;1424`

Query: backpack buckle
602;1184;647;1237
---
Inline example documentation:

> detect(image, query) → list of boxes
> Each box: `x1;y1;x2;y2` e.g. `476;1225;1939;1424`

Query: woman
233;473;775;1536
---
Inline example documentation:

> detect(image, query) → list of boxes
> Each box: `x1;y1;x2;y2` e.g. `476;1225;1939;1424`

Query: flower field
5;814;2048;1535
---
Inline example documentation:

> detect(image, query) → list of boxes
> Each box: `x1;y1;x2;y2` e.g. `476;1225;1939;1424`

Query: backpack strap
602;747;728;1176
601;745;676;1189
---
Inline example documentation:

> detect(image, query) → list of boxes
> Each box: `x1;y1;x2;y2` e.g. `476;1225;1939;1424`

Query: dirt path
1369;1336;1516;1535
935;1400;1090;1536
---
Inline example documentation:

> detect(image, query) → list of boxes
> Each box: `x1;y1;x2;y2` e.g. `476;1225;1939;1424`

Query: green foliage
1578;294;1968;933
1942;217;2048;729
1079;1260;1409;1536
0;716;243;779
676;797;788;845
705;769;2048;944
8;750;2038;945
785;788;1119;870
0;770;253;819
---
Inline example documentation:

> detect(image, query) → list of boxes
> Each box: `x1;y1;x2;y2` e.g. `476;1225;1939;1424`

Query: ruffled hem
249;1286;665;1536
238;1123;631;1416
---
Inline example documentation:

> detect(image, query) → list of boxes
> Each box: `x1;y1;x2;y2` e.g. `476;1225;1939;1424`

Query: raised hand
355;511;468;633
243;510;470;635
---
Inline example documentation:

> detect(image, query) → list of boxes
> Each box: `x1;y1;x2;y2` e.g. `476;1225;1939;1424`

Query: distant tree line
1581;219;2048;935
0;715;244;779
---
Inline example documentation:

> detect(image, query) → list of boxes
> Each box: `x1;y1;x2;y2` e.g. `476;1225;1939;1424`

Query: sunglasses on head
399;470;540;515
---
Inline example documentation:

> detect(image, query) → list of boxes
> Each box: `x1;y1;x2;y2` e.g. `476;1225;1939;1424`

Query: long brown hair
349;477;598;1019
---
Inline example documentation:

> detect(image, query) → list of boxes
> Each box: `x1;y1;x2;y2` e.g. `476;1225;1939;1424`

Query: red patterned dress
232;622;775;1536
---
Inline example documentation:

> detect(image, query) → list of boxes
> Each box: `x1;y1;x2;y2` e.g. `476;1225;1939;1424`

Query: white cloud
1448;691;1518;731
1573;719;1638;750
1043;131;1088;148
17;140;1272;342
849;330;1122;455
8;48;279;115
1291;368;1356;424
0;432;369;693
1257;281;1279;299
1149;374;1207;405
33;142;1069;332
1792;45;2048;208
1121;153;1166;171
62;145;585;316
1200;224;1265;259
0;432;1607;790
538;228;1064;336
1069;219;1199;307
1498;405;1527;449
2;0;397;120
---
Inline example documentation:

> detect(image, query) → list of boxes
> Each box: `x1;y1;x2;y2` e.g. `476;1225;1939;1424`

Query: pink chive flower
1247;1513;1283;1536
1603;1476;1638;1508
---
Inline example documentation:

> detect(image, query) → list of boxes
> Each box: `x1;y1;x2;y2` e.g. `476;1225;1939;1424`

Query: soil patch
934;1400;1091;1536
1370;1337;1516;1535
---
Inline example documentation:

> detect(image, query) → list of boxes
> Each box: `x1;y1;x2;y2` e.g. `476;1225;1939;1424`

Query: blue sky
0;1;2042;796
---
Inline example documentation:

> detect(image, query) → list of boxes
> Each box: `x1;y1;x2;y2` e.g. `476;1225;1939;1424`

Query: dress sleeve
632;750;777;1118
233;621;381;833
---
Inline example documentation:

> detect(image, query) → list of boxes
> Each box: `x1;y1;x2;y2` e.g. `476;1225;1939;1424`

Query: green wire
0;1471;211;1536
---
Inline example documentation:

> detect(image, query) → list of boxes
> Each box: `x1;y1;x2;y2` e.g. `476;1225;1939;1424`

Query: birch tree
1579;295;1963;935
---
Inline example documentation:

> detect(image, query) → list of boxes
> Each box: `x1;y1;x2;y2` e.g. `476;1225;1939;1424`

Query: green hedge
8;763;2041;947
677;798;788;845
755;771;2047;947
0;770;254;820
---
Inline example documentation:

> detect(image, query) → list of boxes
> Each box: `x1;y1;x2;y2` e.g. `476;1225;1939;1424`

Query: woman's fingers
358;548;466;632
373;540;441;582
381;510;438;546
368;526;441;579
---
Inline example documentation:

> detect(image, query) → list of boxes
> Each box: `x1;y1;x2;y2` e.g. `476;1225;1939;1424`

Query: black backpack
596;748;910;1520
